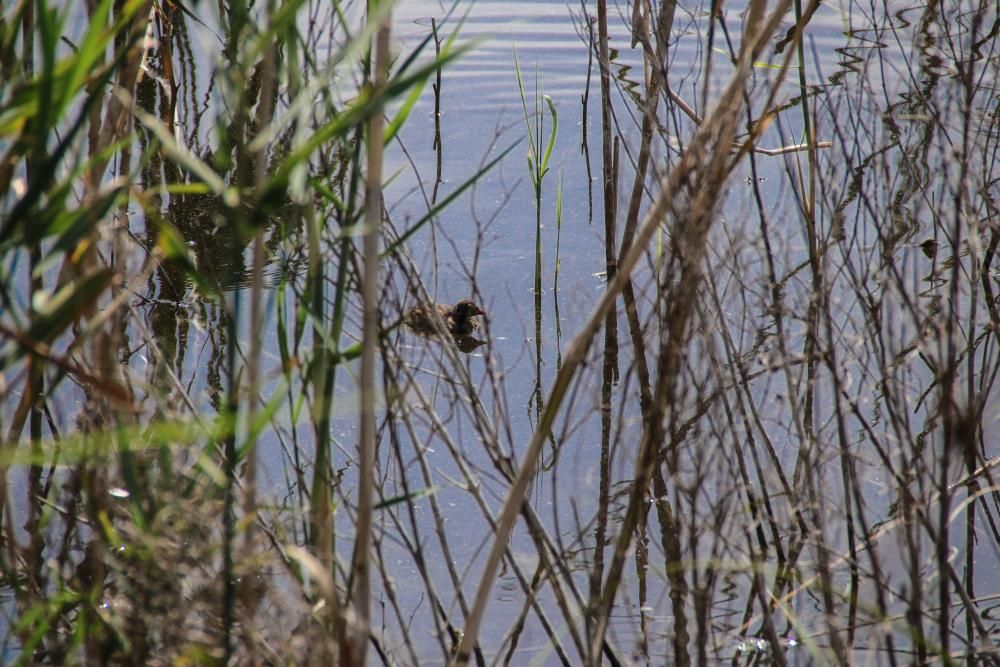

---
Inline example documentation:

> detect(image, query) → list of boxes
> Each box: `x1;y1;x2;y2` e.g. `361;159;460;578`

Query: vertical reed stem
349;2;391;663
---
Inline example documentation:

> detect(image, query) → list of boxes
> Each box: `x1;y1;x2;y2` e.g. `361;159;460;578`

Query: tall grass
514;50;559;453
0;0;468;661
2;0;999;664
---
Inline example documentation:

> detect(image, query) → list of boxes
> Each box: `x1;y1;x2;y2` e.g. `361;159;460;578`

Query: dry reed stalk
348;5;392;664
239;9;279;652
452;1;802;663
618;0;676;262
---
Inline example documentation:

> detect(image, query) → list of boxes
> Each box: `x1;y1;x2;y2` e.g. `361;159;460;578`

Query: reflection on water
3;0;999;663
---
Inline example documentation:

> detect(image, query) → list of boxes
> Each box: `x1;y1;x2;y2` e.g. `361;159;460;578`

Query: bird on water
404;299;486;336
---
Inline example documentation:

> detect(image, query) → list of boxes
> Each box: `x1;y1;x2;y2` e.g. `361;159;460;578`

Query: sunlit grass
2;0;998;664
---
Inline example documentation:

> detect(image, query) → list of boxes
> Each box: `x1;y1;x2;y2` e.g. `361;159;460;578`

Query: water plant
0;0;471;661
3;0;999;664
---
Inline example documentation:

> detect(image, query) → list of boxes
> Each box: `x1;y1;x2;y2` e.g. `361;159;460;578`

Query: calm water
5;0;999;663
367;1;996;662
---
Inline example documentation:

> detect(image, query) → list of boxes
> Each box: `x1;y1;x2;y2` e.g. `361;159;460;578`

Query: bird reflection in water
404;299;487;353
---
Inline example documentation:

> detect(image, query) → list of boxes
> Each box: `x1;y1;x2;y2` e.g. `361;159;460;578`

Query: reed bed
1;0;999;665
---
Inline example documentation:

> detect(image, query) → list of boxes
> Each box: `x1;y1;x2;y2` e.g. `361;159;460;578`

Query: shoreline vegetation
1;0;998;664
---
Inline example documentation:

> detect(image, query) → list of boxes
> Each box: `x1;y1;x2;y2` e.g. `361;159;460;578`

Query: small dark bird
405;299;486;336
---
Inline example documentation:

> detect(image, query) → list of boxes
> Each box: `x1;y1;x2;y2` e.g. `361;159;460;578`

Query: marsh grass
2;0;1000;665
0;0;467;662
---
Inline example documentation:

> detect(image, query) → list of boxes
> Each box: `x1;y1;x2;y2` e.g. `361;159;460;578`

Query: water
3;0;999;663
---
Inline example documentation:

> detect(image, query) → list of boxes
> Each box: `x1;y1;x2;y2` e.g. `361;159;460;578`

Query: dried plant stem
596;0;618;292
453;3;795;663
348;6;391;664
619;0;675;260
241;16;278;642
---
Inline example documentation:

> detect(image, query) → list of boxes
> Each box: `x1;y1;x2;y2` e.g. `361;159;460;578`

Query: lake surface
3;0;999;663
